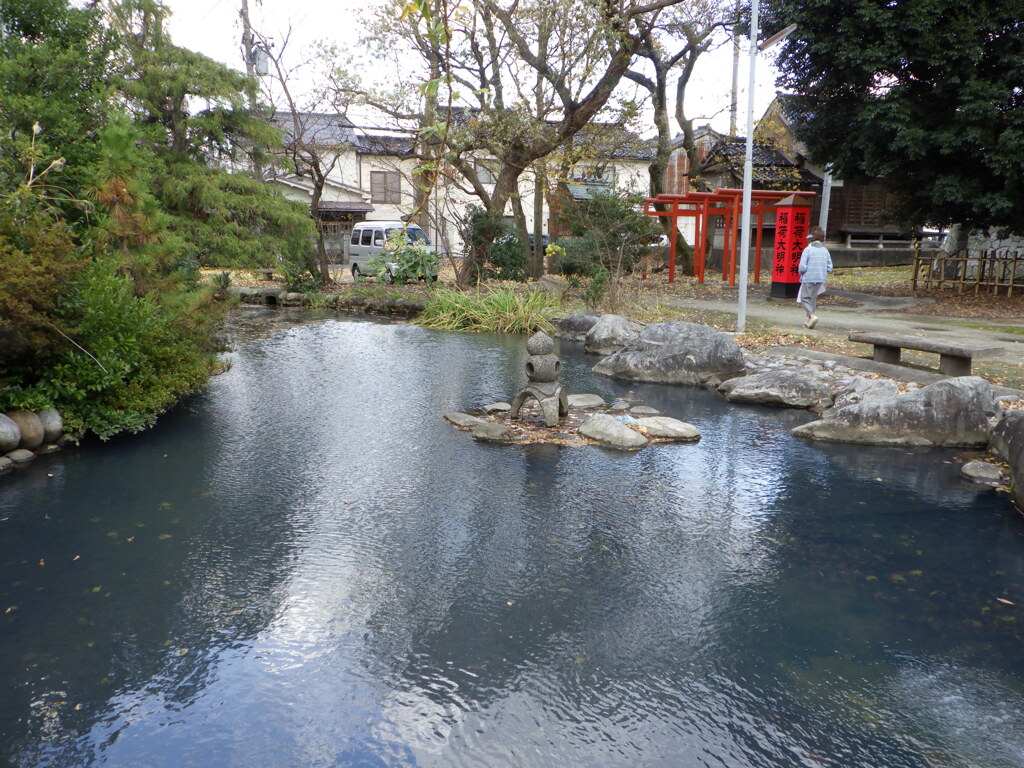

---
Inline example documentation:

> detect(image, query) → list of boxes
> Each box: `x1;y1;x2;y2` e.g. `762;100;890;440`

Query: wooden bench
848;332;1002;377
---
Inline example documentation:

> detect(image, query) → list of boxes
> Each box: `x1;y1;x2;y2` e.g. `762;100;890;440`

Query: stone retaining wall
228;286;424;316
0;409;68;474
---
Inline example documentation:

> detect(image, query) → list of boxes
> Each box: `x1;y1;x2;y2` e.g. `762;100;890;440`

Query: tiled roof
355;134;417;156
703;137;821;189
270;112;357;146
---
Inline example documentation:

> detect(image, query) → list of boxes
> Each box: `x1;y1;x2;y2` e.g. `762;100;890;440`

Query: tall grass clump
416;288;562;334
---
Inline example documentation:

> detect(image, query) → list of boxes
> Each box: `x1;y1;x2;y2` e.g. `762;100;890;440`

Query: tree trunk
531;168;546;277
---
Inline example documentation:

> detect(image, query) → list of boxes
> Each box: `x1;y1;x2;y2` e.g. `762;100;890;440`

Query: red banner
772;206;810;284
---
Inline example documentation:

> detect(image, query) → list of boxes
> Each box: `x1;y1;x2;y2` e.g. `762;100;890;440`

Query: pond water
2;309;1024;768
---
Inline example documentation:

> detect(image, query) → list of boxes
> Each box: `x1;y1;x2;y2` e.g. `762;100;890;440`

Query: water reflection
1;310;1023;768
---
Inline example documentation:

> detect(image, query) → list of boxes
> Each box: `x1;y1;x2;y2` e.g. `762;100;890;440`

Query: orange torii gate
644;188;818;285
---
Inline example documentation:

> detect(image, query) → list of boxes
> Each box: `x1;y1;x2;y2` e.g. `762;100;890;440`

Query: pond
2;309;1024;768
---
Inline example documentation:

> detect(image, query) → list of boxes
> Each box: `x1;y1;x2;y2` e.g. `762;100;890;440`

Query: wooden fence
912;248;1024;296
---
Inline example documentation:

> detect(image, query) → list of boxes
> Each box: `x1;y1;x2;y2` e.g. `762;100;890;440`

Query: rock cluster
0;408;67;474
445;394;701;451
552;311;1024;506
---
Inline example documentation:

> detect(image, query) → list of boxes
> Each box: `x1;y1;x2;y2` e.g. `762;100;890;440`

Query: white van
348;221;437;283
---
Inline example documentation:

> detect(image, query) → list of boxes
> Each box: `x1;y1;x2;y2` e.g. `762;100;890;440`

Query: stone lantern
509;331;569;427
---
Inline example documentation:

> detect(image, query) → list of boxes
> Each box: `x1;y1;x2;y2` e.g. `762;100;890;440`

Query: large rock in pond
718;370;833;409
792;376;996;447
584;314;643;355
0;413;20;453
554;311;601;342
578;414;649;450
6;411;43;450
991;409;1024;511
592;322;746;387
831;377;901;410
37;408;63;443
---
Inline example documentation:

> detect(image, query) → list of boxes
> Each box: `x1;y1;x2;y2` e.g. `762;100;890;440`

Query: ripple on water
2;316;1023;768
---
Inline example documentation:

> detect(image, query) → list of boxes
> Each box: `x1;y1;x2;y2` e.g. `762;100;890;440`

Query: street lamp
736;11;797;333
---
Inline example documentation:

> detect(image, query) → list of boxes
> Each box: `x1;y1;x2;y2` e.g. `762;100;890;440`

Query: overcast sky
163;0;783;137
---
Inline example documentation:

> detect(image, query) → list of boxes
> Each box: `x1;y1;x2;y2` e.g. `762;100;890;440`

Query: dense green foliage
460;207;529;282
765;0;1024;233
556;191;662;275
0;0;313;439
415;288;561;334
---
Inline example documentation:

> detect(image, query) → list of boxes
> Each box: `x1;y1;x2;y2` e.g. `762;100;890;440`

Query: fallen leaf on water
157;534;172;540
38;559;45;566
91;586;101;593
997;598;1015;606
72;555;80;561
5;606;15;614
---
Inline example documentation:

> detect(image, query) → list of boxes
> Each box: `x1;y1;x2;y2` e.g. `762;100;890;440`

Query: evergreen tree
765;0;1024;233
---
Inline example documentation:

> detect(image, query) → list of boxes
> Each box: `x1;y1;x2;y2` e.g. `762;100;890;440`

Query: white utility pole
735;0;761;334
818;167;833;235
737;17;797;333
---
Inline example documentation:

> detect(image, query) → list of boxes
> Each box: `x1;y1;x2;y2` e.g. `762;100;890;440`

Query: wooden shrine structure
643;189;818;288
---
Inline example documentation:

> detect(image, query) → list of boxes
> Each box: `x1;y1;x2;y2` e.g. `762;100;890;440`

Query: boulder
444;412;484;428
718;370;834;409
578;414;649;450
630;406;661;415
482;402;511;414
584;314;643;355
568;394;606;409
632;416;700;442
592;322;746;387
792;377;996;447
960;460;1002;485
37;408;63;443
0;413;20;453
0;456;13;472
472;423;513;443
7;411;44;450
991;410;1024;511
832;378;901;410
554;311;601;342
6;448;35;463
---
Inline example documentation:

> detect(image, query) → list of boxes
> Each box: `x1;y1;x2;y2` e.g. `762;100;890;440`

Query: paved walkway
667;288;1024;366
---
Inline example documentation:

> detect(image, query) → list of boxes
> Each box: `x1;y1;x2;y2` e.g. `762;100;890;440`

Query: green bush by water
416;288;561;334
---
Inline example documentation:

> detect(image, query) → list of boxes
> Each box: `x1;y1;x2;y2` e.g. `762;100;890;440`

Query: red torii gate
643;188;818;285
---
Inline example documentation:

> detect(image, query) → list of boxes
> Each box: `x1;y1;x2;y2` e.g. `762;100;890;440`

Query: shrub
416;287;561;334
551;236;598;277
558;190;662;276
459;206;528;282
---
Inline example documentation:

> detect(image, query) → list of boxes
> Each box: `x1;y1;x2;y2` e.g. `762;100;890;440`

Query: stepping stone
579;414;648;450
633;417;700;441
630;405;660;415
473;423;513;443
444;412;484;428
568;394;606;408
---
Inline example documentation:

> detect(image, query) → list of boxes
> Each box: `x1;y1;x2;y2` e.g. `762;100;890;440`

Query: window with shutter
370;171;401;204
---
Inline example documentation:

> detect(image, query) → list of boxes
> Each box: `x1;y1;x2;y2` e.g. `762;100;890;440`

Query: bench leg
940;354;971;377
873;345;902;365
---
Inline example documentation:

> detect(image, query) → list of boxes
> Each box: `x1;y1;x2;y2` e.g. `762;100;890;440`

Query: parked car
348;221;438;282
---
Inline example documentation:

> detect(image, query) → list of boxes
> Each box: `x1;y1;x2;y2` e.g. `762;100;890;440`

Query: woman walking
798;227;833;329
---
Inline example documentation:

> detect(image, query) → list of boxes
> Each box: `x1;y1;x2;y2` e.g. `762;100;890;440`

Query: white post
736;0;760;334
818;166;832;235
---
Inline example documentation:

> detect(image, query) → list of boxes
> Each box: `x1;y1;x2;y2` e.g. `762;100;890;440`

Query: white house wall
274;145;656;259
